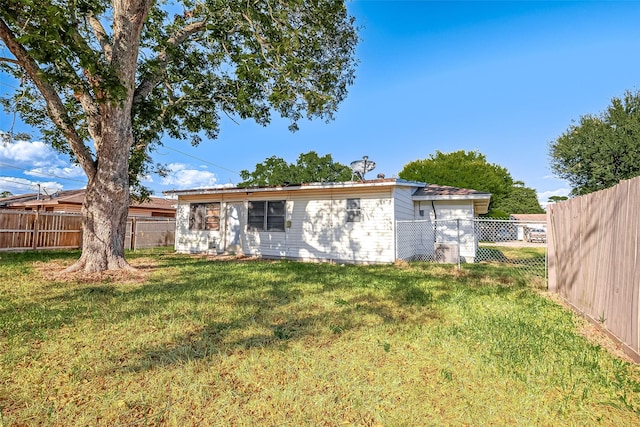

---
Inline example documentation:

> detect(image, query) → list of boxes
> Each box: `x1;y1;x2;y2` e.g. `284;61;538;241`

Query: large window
346;198;361;222
248;200;286;231
189;202;220;231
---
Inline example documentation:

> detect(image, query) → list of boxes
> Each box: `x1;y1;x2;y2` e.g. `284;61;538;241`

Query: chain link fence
396;218;547;284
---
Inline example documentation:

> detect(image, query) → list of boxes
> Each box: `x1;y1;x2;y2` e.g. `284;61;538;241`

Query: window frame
189;202;221;231
346;198;361;222
247;200;286;232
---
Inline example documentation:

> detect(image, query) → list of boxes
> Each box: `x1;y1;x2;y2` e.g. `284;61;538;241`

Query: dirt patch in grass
33;256;156;285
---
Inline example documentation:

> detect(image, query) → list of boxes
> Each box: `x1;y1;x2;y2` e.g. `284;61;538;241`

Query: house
509;214;547;242
166;179;491;264
0;189;176;217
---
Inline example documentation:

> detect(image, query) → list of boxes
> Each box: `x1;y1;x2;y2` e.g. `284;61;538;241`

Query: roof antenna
350;155;376;181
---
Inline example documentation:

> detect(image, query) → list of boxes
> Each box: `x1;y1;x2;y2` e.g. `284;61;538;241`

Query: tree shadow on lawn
3;253;531;374
117;260;531;373
120;271;446;372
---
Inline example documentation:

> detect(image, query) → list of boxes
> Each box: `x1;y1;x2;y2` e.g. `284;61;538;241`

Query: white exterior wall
430;201;477;262
282;192;396;263
174;201;221;253
175;187;398;263
173;183;483;264
393;187;416;221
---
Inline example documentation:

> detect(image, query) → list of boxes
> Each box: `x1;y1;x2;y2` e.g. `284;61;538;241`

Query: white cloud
0;139;64;167
25;165;85;180
538;187;571;208
160;163;220;189
0;176;63;196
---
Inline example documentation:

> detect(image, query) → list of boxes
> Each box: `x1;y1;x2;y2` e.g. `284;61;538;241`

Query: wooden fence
0;210;175;251
547;177;640;362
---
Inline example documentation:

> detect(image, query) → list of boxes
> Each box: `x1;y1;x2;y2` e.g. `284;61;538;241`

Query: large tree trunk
65;107;134;273
64;1;151;273
1;1;152;274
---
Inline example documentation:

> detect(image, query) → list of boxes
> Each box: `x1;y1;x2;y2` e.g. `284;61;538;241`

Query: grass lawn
1;248;639;426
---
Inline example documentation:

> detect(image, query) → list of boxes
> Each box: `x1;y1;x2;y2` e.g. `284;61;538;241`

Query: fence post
32;210;39;250
546;207;556;292
130;217;137;250
456;219;461;270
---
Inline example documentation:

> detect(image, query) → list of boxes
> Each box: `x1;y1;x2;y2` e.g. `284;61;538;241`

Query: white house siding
172;187;398;263
283;189;396;263
332;196;395;263
430;201;477;262
288;198;334;261
171;180;485;264
223;202;244;254
174;200;221;253
393;187;416;221
225;194;289;258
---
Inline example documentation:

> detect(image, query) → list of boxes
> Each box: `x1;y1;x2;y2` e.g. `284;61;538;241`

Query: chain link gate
396;218;547;285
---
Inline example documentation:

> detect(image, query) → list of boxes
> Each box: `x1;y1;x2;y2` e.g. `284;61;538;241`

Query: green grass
1;249;639;426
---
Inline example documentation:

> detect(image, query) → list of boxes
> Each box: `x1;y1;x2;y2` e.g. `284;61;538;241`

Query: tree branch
133;20;208;104
88;12;113;63
0;56;20;65
0;18;97;177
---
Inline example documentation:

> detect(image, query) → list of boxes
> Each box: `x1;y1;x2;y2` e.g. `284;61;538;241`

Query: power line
0;162;87;184
159;145;241;176
0;177;39;189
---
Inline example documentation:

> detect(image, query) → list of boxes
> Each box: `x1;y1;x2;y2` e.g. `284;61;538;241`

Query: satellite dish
350;155;376;180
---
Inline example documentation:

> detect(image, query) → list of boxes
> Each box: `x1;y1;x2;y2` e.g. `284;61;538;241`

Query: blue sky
2;1;640;206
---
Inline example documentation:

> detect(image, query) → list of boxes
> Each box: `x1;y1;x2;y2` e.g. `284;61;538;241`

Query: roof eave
164;179;426;197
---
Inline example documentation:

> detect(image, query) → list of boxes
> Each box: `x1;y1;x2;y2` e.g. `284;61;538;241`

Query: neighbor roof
412;184;491;214
509;214;546;222
0;189;176;212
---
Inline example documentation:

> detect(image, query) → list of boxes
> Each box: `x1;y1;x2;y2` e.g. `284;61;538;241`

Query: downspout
432;200;437;244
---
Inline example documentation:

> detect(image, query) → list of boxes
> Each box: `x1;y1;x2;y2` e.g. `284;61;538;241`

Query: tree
547;195;568;204
497;183;545;215
549;90;640;196
0;191;13;198
239;151;351;187
398;150;543;216
0;1;358;273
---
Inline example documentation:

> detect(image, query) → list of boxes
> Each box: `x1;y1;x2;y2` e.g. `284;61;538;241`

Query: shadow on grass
1;251;534;373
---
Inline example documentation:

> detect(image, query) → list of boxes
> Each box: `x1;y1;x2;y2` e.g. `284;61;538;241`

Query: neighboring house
0;189;176;217
509;214;547;241
166;178;491;264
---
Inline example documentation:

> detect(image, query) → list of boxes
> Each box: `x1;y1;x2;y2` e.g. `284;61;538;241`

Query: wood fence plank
548;177;640;359
0;210;174;252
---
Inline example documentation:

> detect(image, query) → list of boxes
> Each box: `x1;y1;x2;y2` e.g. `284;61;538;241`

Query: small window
248;200;286;231
189;202;220;231
346;198;361;222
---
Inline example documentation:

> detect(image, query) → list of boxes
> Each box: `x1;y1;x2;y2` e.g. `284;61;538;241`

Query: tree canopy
0;0;359;272
547;195;568;204
238;151;352;187
549;90;640;196
399;150;543;216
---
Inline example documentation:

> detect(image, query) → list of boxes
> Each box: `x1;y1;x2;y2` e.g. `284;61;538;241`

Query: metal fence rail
396;218;547;282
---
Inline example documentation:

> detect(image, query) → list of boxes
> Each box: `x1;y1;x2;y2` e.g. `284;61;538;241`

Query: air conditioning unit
434;242;459;263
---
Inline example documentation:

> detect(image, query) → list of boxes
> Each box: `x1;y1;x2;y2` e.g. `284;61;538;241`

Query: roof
164;178;427;196
0;189;176;212
412;184;492;214
165;179;492;215
509;214;547;222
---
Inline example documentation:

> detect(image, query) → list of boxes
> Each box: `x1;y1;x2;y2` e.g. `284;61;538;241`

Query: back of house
166;179;490;264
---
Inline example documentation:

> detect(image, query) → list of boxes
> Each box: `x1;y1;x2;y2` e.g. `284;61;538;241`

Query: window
247;200;286;231
346;198;361;222
189;202;220;231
